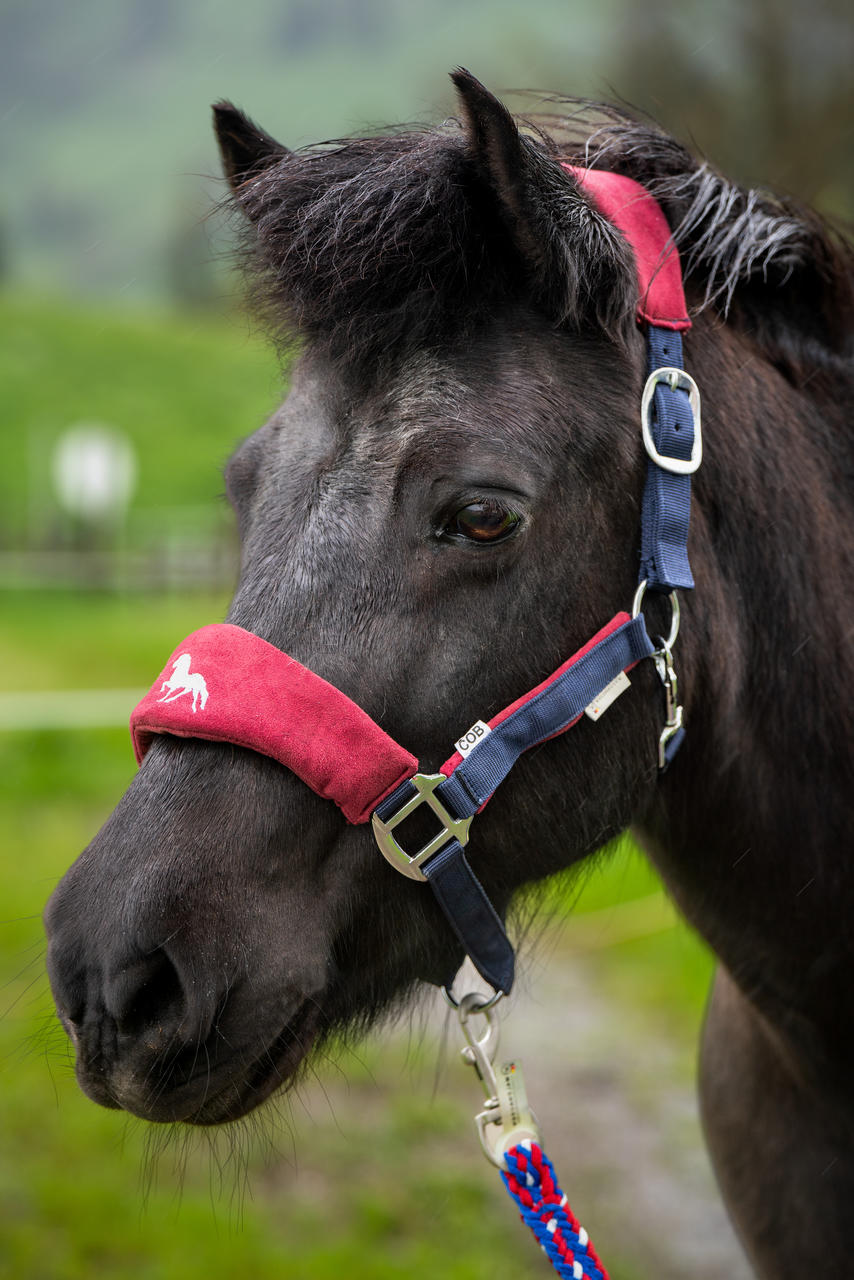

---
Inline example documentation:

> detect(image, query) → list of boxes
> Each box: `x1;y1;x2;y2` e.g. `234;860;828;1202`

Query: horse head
44;71;852;1140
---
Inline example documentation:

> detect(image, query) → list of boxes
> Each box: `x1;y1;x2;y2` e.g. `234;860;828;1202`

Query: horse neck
636;310;854;1050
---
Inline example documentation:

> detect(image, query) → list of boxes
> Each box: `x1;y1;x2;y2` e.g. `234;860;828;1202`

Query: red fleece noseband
130;613;644;828
130;624;418;824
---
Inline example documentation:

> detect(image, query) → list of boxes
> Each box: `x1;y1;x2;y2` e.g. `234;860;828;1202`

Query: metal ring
632;579;681;651
442;985;504;1013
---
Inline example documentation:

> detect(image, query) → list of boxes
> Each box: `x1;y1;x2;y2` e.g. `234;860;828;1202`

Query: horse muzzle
44;736;338;1124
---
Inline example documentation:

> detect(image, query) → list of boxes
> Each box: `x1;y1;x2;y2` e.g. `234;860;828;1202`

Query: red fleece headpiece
564;165;691;331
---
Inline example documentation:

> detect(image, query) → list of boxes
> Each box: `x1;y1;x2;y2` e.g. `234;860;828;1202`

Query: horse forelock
227;98;853;381
230;128;523;372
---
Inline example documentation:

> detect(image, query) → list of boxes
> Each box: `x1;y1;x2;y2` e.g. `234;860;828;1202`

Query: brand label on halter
455;720;491;757
584;671;631;721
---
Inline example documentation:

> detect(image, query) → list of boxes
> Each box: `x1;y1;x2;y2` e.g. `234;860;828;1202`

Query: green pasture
0;292;284;548
0;297;715;1279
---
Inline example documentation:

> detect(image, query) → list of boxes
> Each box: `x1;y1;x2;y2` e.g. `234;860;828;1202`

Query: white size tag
584;670;631;721
455;719;491;757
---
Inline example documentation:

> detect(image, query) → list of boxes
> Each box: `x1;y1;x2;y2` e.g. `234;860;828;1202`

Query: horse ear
450;68;635;336
451;69;542;266
213;102;289;200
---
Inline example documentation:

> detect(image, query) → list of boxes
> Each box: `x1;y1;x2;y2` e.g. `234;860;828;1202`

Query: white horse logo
157;653;209;713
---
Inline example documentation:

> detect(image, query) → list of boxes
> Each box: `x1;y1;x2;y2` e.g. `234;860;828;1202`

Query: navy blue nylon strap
372;615;655;994
422;840;515;993
369;319;697;997
374;780;516;993
638;327;695;592
437;615;654;819
374;776;419;824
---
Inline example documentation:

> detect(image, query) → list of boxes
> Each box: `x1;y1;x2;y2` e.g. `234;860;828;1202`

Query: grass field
0;292;283;549
0;596;715;1280
0;296;715;1279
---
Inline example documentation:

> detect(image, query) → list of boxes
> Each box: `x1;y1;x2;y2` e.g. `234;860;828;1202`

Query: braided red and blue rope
501;1142;610;1280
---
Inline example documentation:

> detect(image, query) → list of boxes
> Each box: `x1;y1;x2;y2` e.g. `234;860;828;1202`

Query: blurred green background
1;2;851;1277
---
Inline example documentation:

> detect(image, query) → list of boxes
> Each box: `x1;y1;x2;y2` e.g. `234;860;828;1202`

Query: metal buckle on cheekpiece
641;366;702;475
371;773;472;882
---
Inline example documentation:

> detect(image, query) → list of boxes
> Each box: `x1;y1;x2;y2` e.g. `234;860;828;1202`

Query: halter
129;167;700;1276
131;165;699;1002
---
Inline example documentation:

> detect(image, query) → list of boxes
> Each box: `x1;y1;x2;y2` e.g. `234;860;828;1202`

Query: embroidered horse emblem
157;653;209;713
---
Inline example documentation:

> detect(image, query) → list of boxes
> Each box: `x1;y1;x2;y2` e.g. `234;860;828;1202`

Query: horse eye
448;500;521;543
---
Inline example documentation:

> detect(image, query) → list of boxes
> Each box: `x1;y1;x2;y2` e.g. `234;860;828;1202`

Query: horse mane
228;98;854;382
549;105;854;380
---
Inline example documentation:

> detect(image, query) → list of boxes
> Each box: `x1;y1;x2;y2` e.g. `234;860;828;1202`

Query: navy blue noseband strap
423;840;515;993
438;616;654;821
373;781;516;992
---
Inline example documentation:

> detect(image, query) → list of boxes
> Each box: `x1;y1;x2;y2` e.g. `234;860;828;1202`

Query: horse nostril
108;947;191;1041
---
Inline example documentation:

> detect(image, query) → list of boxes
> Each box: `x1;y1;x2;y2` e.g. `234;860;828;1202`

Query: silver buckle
371;772;472;882
641;366;702;475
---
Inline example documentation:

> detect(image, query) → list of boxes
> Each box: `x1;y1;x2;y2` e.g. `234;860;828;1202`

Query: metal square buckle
641;366;702;475
371;773;472;881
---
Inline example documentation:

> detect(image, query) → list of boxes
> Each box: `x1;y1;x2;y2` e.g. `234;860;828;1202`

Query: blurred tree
275;0;386;51
2;0;850;300
166;207;221;309
611;0;854;212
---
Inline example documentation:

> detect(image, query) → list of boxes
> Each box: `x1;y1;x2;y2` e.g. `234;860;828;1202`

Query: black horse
44;71;854;1278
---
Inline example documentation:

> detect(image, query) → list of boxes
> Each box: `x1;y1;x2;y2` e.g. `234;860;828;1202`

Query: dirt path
500;935;752;1279
291;922;753;1279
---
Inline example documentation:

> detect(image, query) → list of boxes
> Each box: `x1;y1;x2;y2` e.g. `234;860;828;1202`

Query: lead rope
453;992;610;1279
502;1144;610;1280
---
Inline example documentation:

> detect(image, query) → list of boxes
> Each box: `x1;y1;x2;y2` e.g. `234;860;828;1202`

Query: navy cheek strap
372;312;701;996
639;329;701;592
437;616;654;819
373;166;701;996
